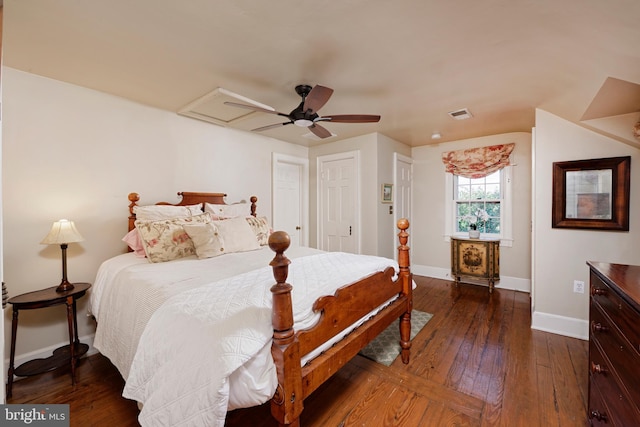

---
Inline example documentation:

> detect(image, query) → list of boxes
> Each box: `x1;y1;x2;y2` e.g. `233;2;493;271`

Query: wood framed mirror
552;156;630;230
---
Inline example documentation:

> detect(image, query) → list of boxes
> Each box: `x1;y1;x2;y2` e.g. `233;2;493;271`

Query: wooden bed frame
127;191;413;427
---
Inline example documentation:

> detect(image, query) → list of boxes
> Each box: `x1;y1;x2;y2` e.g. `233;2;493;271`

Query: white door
318;151;359;253
394;153;412;260
272;153;308;247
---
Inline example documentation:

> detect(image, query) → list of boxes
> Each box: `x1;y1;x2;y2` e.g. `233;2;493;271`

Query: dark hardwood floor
7;276;588;426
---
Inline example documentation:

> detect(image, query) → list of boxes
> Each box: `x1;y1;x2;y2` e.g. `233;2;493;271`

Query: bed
90;191;413;427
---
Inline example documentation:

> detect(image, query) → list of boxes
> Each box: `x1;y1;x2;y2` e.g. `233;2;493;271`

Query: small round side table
6;282;91;399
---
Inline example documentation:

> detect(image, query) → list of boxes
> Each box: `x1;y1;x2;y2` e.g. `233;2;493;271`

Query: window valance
441;143;515;178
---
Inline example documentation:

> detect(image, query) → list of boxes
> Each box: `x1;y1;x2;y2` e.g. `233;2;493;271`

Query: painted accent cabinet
450;237;500;293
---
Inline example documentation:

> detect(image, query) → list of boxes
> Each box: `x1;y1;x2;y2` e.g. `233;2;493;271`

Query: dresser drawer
590;271;640;357
588;379;614;426
588;383;609;426
589;340;640;425
590;304;640;414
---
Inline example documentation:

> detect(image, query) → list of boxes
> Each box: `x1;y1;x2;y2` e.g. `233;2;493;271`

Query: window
455;171;501;235
444;166;513;246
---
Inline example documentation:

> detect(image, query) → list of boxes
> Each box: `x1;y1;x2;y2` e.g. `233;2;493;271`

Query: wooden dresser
450;237;500;293
587;261;640;426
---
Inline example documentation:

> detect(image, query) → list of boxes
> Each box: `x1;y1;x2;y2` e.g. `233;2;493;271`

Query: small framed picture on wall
381;183;393;203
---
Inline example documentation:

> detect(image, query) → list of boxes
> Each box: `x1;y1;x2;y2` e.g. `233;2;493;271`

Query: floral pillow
135;213;212;263
245;216;271;246
182;223;225;259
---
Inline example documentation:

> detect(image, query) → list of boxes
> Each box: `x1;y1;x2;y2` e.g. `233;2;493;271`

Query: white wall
2;68;308;362
532;109;640;339
410;133;533;290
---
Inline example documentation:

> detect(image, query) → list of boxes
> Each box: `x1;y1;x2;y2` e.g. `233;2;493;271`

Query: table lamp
41;219;84;292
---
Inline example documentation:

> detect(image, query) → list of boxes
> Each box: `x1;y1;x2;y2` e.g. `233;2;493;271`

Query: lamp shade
40;219;84;245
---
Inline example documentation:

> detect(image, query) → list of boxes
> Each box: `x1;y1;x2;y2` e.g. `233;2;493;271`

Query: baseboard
531;311;589;340
4;333;98;382
412;264;531;293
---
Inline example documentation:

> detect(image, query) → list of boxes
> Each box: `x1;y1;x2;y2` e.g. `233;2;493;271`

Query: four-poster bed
90;191;413;426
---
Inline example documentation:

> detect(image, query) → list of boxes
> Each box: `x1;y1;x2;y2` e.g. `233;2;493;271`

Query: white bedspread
90;248;398;427
90;246;321;381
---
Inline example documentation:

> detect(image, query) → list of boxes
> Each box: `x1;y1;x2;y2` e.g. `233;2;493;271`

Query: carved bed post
268;231;303;427
128;192;140;232
397;218;413;364
250;196;258;217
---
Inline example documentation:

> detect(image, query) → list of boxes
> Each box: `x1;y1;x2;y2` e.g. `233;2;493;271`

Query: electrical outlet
573;280;585;294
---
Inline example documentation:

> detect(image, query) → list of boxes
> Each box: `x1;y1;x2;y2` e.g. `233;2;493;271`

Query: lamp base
56;280;75;293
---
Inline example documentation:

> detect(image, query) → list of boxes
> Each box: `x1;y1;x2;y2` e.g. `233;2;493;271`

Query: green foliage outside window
456;171;501;234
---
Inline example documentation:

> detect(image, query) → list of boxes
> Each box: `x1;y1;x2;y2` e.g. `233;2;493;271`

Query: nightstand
451;237;500;293
6;282;91;398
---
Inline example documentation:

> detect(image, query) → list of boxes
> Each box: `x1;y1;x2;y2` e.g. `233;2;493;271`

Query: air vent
448;108;473;120
178;88;274;126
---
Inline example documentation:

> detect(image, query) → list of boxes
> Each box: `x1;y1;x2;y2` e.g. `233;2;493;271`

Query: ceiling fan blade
303;85;334;113
320;114;381;123
224;101;289;117
308;123;332;139
252;122;292;132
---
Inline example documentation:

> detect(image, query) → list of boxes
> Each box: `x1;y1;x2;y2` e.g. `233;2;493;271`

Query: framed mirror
552;156;630;230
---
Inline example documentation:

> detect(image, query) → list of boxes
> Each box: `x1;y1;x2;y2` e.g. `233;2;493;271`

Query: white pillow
183;223;225;259
204;202;249;219
213;217;260;253
134;204;203;221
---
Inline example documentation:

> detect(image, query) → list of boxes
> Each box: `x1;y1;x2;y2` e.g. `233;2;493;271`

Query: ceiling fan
224;84;380;139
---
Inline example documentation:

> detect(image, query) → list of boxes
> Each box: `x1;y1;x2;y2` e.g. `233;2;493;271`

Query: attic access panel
178;88;274;126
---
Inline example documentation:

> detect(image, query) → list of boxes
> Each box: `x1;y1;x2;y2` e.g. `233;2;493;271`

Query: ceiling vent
178;88;274;126
448;108;473;120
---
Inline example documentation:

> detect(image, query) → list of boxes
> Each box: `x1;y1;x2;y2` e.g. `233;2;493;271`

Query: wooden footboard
268;219;412;427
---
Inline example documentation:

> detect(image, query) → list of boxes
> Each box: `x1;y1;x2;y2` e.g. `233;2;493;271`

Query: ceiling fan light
294;119;313;127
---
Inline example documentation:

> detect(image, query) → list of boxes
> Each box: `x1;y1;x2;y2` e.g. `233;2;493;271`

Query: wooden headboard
127;191;257;231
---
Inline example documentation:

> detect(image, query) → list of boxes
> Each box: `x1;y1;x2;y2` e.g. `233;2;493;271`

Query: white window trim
443;166;514;247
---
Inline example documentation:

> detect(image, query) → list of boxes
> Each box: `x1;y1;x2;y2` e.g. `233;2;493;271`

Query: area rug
359;310;433;366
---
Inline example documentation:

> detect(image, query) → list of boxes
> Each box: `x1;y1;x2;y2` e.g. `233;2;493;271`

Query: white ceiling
4;0;640;147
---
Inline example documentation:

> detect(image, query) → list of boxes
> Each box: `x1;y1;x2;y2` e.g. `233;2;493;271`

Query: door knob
295;226;301;230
